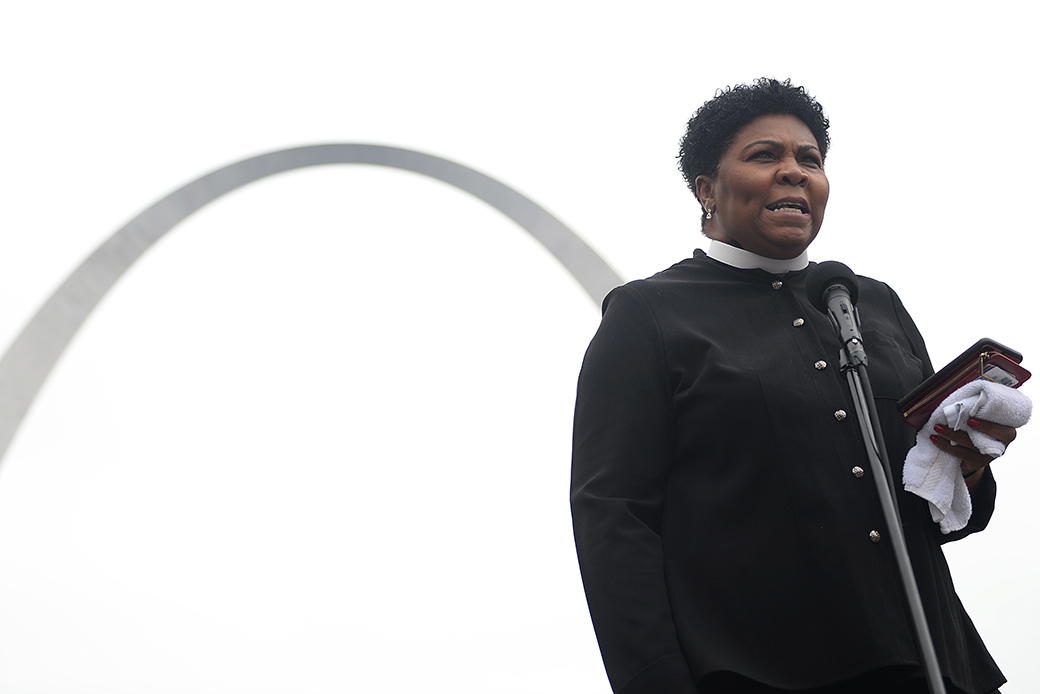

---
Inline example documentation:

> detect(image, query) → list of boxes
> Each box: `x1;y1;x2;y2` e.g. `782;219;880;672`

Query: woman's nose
776;158;809;186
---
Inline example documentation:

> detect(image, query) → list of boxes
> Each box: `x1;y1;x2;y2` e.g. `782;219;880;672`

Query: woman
570;78;1016;694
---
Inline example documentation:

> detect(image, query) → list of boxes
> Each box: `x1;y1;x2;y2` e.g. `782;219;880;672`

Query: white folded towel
903;380;1031;534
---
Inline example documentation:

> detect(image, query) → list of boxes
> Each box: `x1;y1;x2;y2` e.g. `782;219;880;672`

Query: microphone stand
837;336;947;694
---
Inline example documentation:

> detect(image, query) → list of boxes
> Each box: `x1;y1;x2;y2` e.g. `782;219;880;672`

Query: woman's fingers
929;430;993;470
966;417;1017;445
930;419;1018;477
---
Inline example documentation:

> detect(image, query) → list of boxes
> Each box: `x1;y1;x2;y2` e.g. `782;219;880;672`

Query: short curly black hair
678;78;830;219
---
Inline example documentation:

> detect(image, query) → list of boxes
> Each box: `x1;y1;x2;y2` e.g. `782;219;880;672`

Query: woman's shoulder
614;252;742;294
602;256;717;313
852;271;911;312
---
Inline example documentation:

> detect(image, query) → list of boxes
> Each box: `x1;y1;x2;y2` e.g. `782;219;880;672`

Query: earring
706;209;713;220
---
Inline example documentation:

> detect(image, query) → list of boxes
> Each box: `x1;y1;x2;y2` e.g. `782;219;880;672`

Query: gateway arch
0;144;622;466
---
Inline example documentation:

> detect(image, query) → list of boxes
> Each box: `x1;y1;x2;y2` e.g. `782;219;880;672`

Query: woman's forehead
729;114;819;150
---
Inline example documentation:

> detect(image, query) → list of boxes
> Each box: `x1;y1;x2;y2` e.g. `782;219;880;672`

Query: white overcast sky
1;2;1037;692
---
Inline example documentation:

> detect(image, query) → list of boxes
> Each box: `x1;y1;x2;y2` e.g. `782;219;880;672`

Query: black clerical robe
571;251;1004;694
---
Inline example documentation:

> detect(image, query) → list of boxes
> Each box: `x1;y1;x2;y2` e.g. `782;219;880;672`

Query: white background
0;2;1036;691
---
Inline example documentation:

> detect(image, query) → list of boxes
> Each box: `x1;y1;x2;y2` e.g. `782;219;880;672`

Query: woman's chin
760;228;819;258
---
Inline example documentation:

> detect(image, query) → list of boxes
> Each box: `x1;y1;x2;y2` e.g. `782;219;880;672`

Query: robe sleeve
570;286;698;694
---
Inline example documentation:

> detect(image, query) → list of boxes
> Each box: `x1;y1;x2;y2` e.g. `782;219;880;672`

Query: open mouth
766;200;808;214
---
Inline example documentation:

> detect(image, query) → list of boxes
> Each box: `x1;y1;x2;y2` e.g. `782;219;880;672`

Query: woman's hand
930;418;1018;492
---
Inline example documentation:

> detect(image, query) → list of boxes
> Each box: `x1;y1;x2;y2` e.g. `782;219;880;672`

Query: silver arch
0;144;622;466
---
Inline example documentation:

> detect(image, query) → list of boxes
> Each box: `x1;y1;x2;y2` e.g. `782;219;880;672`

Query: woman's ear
694;175;714;214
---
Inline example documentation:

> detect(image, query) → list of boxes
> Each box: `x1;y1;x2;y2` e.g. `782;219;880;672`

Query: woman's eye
750;151;775;161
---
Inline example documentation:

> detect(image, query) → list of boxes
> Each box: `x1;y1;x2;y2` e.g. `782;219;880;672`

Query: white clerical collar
705;239;809;273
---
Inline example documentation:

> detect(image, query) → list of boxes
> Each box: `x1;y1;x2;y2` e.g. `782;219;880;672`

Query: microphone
806;261;866;367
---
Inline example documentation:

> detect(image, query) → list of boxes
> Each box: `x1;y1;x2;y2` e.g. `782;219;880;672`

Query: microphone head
806;261;860;313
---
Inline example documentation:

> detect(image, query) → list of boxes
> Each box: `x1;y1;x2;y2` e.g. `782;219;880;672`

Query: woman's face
696;114;829;260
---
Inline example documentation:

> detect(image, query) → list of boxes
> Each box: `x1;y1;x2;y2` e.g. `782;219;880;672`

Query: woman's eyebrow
741;139;782;151
741;139;820;153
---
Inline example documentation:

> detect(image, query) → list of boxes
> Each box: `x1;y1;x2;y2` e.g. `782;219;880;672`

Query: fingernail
930;435;941;444
967;418;982;429
933;424;948;435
